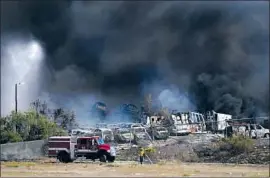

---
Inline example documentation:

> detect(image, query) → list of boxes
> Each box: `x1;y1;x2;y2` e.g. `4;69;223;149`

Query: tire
107;156;115;163
264;134;270;138
58;152;71;163
99;154;107;163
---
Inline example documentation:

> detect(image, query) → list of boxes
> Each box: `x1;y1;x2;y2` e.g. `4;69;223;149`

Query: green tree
0;110;67;144
53;109;78;130
30;99;49;116
31;99;78;130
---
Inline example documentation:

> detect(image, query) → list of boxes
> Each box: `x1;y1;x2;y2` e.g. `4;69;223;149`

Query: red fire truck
48;136;116;163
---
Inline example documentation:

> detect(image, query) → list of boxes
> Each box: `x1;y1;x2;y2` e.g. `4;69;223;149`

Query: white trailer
216;113;232;131
206;111;232;133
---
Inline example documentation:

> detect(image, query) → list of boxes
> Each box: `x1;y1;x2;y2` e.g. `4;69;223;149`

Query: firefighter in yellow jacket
138;147;145;164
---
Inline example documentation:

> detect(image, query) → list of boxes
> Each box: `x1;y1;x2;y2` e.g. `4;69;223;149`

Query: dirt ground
1;160;269;177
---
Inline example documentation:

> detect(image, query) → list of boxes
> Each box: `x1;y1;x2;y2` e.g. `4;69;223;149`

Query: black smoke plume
1;1;269;122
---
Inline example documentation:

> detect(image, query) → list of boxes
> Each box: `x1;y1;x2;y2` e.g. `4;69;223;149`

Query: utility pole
14;82;24;114
15;83;18;113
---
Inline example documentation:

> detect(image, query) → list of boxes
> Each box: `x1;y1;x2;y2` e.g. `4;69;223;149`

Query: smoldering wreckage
45;103;269;164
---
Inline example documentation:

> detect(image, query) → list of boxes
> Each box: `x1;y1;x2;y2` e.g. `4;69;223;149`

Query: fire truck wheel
107;156;115;163
57;151;71;163
99;154;107;162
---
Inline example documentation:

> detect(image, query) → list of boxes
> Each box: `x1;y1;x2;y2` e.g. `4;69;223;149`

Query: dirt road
1;161;269;177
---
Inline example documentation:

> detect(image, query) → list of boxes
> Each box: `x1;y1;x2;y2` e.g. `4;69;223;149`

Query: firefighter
138;147;145;164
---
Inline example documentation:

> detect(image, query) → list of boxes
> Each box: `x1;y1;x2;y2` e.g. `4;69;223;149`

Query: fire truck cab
48;136;116;163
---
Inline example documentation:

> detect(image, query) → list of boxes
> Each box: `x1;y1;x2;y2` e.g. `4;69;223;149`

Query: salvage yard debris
45;109;269;165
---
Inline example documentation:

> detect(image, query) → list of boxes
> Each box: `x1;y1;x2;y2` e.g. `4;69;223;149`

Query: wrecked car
114;128;135;143
70;129;94;136
93;128;114;142
246;124;269;139
148;126;169;140
131;126;152;141
227;122;270;139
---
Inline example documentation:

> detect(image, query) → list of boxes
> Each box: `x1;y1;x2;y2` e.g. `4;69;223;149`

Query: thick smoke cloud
1;1;269;122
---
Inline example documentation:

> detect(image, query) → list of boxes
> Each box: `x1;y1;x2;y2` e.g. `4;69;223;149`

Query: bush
219;135;254;154
0;110;67;144
145;146;156;153
143;146;158;162
6;131;23;143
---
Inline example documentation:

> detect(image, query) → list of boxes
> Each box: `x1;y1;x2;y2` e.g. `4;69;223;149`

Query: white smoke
158;87;196;112
1;34;45;116
141;81;196;113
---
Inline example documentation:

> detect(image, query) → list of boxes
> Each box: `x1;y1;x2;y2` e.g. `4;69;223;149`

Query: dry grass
1;161;269;177
2;161;36;168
